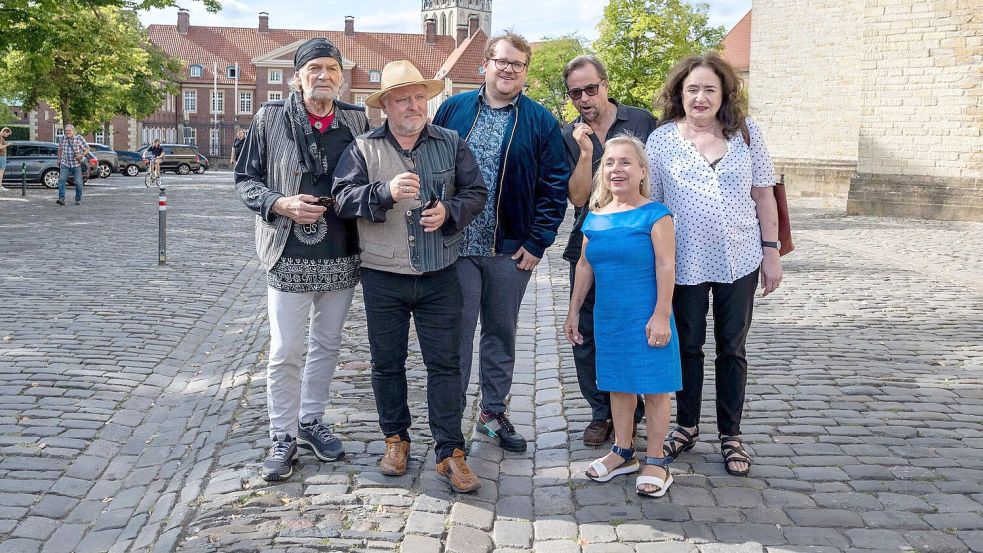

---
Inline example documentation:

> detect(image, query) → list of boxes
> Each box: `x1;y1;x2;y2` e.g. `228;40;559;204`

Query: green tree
0;1;220;52
526;34;588;124
0;6;187;132
593;0;725;111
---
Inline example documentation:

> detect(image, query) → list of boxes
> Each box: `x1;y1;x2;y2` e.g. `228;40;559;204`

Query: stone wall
751;0;983;220
749;0;863;198
846;0;983;220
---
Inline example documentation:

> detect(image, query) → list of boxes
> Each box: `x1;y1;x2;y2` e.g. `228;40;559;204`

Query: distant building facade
20;8;490;166
749;1;982;221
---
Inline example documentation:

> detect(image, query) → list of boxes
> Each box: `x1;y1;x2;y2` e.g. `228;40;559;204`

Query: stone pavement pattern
1;179;981;553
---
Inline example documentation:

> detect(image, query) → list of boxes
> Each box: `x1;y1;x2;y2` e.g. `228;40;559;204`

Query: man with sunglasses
561;55;658;447
433;32;569;453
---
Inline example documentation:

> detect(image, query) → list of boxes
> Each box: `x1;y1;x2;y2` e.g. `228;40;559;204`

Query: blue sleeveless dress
583;202;682;394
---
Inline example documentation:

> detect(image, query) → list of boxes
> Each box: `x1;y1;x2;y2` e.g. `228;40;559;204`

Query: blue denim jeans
360;266;466;462
58;165;84;202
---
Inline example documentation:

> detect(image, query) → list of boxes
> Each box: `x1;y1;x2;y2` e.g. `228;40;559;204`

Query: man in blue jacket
433;31;570;453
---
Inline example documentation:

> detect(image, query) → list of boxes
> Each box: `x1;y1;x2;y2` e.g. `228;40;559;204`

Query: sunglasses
566;82;603;101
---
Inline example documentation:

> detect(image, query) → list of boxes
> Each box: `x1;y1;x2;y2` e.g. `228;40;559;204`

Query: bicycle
144;156;162;189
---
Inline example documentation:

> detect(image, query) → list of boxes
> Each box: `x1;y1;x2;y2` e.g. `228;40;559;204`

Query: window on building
209;128;221;156
268;69;283;84
183;127;197;146
211;91;224;114
355;95;367;107
189;64;203;78
369;70;381;83
268;91;283;101
184;90;197;113
239;92;253;114
94;131;105;144
226;65;238;79
54;127;65;139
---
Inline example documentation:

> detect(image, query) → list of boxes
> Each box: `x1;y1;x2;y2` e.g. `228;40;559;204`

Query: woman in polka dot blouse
645;52;782;477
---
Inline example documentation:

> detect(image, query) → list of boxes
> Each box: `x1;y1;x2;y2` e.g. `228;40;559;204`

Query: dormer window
189;64;203;78
369;70;381;83
226;65;239;79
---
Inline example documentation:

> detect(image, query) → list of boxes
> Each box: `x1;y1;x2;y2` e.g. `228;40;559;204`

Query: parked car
195;153;209;174
137;143;201;175
115;150;148;176
87;143;118;178
0;140;98;188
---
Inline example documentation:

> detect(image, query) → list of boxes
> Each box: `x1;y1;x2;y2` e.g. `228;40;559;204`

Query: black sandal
719;434;752;476
662;425;699;459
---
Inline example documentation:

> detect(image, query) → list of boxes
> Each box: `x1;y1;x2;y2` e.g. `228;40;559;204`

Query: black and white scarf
285;90;333;178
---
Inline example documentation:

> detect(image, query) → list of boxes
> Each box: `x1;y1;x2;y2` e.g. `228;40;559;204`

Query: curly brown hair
655;52;747;138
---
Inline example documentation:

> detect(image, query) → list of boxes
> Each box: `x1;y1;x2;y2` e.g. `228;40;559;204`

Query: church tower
421;0;492;38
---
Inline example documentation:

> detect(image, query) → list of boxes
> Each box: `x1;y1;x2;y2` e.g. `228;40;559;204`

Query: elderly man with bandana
235;37;369;482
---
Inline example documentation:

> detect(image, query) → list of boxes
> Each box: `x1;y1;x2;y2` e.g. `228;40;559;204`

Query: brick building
748;0;982;220
21;8;489;166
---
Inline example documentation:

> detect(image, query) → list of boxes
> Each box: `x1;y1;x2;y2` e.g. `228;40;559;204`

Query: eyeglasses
488;58;527;72
566;82;603;101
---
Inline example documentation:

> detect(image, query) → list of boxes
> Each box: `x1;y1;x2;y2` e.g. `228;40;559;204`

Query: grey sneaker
298;419;345;461
262;434;298;481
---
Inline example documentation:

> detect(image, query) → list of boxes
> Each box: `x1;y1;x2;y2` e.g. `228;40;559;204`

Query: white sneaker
0;186;8;192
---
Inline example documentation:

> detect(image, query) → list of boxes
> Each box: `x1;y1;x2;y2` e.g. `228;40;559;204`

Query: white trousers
266;285;355;439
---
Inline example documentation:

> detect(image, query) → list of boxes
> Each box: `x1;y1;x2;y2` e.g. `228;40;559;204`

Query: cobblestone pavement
1;179;981;553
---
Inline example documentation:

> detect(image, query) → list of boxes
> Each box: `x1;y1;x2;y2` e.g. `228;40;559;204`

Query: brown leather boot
583;419;613;446
380;435;409;476
436;449;481;493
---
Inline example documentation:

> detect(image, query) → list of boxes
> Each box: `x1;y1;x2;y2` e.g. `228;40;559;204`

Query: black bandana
293;38;343;72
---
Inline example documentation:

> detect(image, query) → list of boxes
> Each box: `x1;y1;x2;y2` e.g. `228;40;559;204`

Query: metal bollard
158;187;167;265
21;163;26;196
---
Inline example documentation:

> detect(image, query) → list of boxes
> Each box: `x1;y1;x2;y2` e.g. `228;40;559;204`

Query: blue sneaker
298;419;345;461
262;434;298;481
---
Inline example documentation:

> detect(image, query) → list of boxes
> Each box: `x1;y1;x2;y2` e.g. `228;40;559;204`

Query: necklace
308;106;336;131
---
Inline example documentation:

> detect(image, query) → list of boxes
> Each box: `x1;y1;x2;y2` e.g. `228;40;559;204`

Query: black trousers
569;262;644;423
672;269;758;436
360;266;466;462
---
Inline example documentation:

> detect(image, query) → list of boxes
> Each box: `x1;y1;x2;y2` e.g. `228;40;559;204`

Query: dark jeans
672;268;758;436
456;255;532;414
360;266;466;462
569;261;644;423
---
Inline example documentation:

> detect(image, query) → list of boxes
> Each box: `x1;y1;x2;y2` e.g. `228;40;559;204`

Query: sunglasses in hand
314;196;334;208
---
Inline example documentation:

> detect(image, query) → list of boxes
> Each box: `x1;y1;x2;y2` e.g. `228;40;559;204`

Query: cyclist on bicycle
145;139;165;179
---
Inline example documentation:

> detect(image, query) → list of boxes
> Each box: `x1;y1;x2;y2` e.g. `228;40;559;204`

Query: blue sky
139;1;751;41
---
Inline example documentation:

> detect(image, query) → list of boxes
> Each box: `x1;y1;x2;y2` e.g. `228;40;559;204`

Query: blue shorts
0;156;6;170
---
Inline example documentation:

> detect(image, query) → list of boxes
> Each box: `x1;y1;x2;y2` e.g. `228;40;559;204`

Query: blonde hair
588;133;652;211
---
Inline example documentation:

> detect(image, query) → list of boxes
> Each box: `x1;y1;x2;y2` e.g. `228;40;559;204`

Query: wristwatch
761;240;779;250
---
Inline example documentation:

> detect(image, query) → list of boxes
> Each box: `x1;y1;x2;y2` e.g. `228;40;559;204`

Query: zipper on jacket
491;104;519;255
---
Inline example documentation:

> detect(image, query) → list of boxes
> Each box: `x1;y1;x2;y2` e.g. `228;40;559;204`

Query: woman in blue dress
564;134;682;497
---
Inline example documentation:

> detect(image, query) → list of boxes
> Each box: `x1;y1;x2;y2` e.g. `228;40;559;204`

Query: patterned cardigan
233;99;369;270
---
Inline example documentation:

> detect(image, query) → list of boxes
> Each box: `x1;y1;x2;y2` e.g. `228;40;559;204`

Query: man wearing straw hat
333;60;487;493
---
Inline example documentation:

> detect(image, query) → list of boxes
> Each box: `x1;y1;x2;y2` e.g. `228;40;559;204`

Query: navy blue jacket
433;89;569;258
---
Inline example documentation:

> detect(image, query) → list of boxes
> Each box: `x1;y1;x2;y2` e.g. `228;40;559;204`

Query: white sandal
586;444;639;483
635;456;673;497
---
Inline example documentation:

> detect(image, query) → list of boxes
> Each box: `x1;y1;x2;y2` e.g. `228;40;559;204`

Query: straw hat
365;60;444;109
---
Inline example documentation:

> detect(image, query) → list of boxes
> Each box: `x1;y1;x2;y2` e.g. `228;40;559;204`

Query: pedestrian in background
55;124;90;206
433;32;570;453
235;37;369;482
0;127;11;192
565;134;680;497
231;128;246;165
647;52;781;477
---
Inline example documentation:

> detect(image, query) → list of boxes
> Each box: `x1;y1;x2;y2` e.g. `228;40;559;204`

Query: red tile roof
147;22;486;90
434;30;488;82
721;10;751;72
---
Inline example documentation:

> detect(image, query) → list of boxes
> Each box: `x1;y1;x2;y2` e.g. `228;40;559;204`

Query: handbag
740;122;794;256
